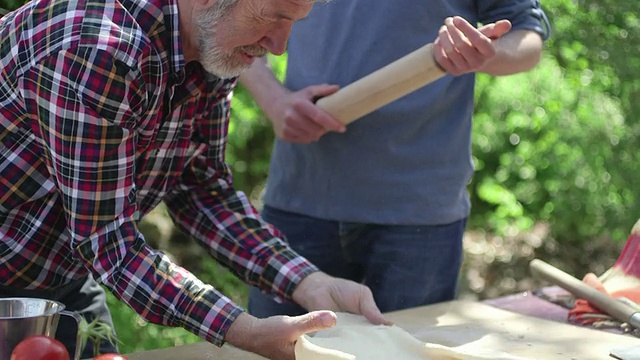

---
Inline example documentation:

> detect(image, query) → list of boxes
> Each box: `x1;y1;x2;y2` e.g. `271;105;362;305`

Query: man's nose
258;24;292;55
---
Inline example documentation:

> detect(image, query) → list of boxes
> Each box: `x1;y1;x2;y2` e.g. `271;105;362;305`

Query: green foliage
470;55;638;243
226;54;286;196
0;0;22;12
469;0;640;243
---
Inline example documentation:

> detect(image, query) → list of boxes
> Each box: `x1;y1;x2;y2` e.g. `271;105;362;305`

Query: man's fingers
448;16;496;58
435;17;514;74
309;108;346;133
446;17;473;49
281;121;324;143
355;287;392;326
305;85;346;133
439;20;460;56
477;19;512;39
362;307;392;326
276;84;345;142
292;311;337;336
307;84;340;102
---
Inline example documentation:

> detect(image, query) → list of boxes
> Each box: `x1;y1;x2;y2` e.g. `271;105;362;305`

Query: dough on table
294;312;528;360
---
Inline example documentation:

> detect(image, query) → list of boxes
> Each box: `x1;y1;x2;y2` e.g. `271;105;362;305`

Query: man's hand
224;272;389;359
292;272;390;325
224;310;337;360
239;57;346;143
434;16;512;75
264;84;346;143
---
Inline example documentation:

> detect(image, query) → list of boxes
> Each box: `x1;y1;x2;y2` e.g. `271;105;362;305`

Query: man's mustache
241;45;268;57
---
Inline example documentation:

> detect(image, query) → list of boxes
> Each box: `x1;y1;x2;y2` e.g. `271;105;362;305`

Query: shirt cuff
185;287;246;346
261;248;320;303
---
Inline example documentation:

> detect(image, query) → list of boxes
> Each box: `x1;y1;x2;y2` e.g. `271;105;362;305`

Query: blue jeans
249;206;466;318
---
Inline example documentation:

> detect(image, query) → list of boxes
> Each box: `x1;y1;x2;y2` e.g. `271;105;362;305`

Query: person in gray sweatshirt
240;0;551;317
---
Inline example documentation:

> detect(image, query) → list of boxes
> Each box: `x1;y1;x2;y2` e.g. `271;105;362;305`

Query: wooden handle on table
529;259;638;325
315;43;446;125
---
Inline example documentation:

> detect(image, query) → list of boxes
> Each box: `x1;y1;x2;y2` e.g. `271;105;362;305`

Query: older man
0;0;387;359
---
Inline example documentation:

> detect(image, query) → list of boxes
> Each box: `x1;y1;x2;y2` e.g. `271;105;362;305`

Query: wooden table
126;300;640;360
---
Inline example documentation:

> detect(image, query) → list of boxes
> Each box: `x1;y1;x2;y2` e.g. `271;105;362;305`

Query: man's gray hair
196;0;238;28
215;0;239;13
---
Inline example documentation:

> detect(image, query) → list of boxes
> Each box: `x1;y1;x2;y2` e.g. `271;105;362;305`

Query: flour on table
295;312;528;360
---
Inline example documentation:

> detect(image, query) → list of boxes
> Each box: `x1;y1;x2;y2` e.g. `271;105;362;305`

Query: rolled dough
294;313;528;360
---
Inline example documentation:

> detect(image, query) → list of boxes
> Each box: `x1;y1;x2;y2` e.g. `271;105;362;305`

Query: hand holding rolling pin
240;16;513;143
239;64;346;144
434;16;512;75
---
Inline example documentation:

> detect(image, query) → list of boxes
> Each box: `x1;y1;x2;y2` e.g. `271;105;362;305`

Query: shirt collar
162;0;185;77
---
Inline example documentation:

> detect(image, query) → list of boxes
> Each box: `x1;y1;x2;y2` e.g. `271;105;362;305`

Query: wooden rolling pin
315;43;446;125
529;259;640;330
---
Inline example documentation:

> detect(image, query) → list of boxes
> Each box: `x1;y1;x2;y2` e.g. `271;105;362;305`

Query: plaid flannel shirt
0;0;317;345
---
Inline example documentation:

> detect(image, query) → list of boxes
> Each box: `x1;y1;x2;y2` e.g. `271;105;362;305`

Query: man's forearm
239;57;289;119
479;29;544;76
224;312;259;350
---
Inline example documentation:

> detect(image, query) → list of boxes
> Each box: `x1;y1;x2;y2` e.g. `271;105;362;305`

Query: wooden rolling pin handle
529;259;639;327
315;43;446;125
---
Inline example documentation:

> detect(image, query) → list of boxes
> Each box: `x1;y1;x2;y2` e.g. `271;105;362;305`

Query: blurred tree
463;0;640;296
469;0;640;244
0;0;21;12
225;54;286;200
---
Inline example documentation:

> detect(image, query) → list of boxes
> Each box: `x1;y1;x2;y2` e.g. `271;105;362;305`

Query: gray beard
194;2;264;78
199;39;249;78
